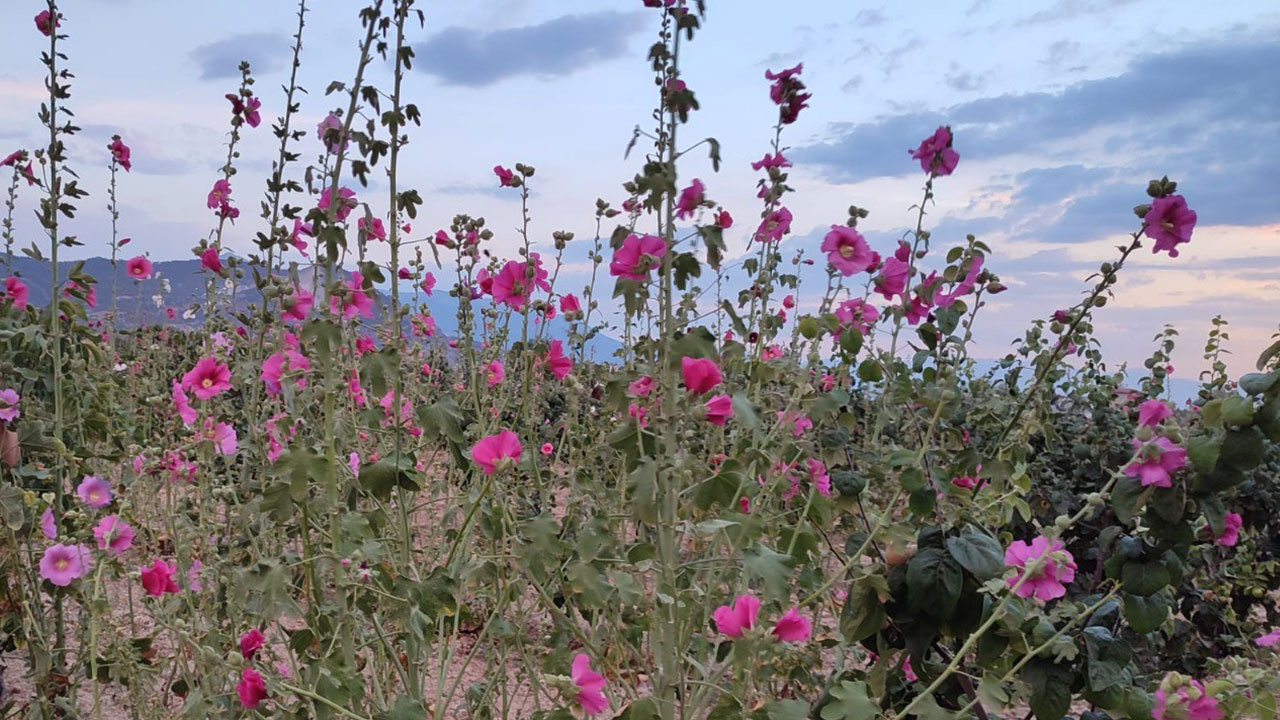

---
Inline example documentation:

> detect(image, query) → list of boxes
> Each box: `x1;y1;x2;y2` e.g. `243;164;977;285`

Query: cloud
1014;0;1145;27
854;9;887;27
415;12;648;87
944;63;992;92
190;33;290;81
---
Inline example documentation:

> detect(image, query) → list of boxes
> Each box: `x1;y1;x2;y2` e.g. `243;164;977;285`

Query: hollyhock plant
207;179;232;210
40;508;57;539
754;206;793;244
1004;536;1076;601
610;234;667;281
239;628;266;660
317;112;346;152
1138;399;1173;427
821;225;875;275
182;357;232;399
205;420;238;455
93;515;135;555
330;272;374;319
282;285;314;322
571;654;608;716
875;257;909;299
290;218;312;255
675;178;705;220
39;544;90;587
544;340;573;380
0;388;19;422
1153;676;1223;720
712;594;760;638
1123;436;1188;488
472;430;521;475
909;126;959;177
492;255;550;310
421;272;436;296
1257;629;1280;647
772;608;812;643
318;186;357;222
541;443;554;456
3;276;29;310
704;394;733;426
260;351;310;396
358;216;387;242
108;136;131;171
1143;194;1197;257
765;63;811;124
835;298;879;336
77;475;112;508
236;668;268;709
935;254;985;308
125;255;153;280
681;357;722;395
1209;512;1243;547
494;165;516;187
172;381;197;426
200;247;224;274
487;360;505;388
35;9;60;36
751;152;791;171
141;558;181;596
560;293;581;315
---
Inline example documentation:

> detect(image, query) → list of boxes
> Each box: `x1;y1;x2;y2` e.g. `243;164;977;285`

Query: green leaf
627;460;658;524
1220;427;1266;471
374;696;429;720
358;453;422;499
1110;476;1152;524
0;486;25;530
1121;561;1171;596
1240;370;1280;395
1186;434;1221;475
616;698;659;720
945;531;1005;581
1022;659;1073;720
1083;627;1132;692
765;699;809;720
1123;592;1168;634
906;548;963;619
745;544;795;600
820;681;876;720
840;579;887;643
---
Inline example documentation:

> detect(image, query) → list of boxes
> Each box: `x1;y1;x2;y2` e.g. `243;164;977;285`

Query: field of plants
2;1;1279;719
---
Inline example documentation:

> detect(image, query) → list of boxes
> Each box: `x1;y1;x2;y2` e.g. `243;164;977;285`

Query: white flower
182;308;197;320
152;294;164;308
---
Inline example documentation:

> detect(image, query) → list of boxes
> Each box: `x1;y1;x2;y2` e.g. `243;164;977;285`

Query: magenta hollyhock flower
716;209;733;229
765;63;811;124
420;272;436;296
77;475;112;508
40;543;90;586
492;255;550;310
909;126;959;177
472;430;521;475
704;394;733;426
317;113;346;152
358;216;387;242
1;150;23;167
1256;628;1280;647
751;152;792;171
1004;536;1076;601
1138;399;1173;427
205;420;238;455
675;178;705;220
544;340;572;380
772;608;812;643
182;357;232;399
821;225;875;276
242;96;262;128
540;443;554;456
571;653;608;716
609;234;666;281
807;458;831;497
200;247;224;274
355;335;375;355
3;276;29;310
681;356;722;395
712;594;760;638
125;256;153;280
1123;436;1187;488
141;558;180;596
236;667;268;709
282;285;313;322
835;298;879;336
239;628;266;660
171;381;197;426
754;206;793;244
1143;194;1197;257
93;515;135;555
290;218;312;255
487;360;505;388
260;351;309;396
318;186;357;222
1209;512;1242;547
494;165;515;187
875;257;909;299
40;508;57;539
935;255;985;308
330;272;374;319
0;387;19;423
903;657;918;682
208;179;232;210
35;10;60;36
560;293;581;314
628;376;654;397
1153;678;1222;720
108;137;131;171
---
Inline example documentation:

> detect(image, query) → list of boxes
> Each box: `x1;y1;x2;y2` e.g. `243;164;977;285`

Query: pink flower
903;657;918;682
182;357;232;399
909;126;959;177
1143;195;1197;257
239;628;266;660
141;558;180;596
712;595;760;638
571;653;608;716
835;298;879;336
358;216;387;242
1256;629;1280;647
236;667;268;709
487;360;505;387
39;543;90;586
935;255;985;309
560;294;581;314
1004;536;1076;601
207;179;232;210
1138;399;1173;427
716;210;733;228
205;420;238;455
675;178;705;220
1123;436;1187;488
108;137;131;171
751;153;792;171
0;387;20;422
93;515;134;555
1153;678;1222;720
355;335;376;355
765;63;811;124
35;10;60;36
171;381;197;425
821;226;875;275
610;234;666;281
3;276;29;310
875;257;909;299
330;271;374;319
200;247;224;274
317;113;346;152
318;186;357;222
541;442;554;456
421;272;436;296
704;394;733;426
77;475;112;508
807;458;831;497
492;255;550;310
471;430;521;475
290;219;312;255
125;256;153;280
40;508;56;539
754;207;793;243
682;357;722;395
494;165;515;187
544;340;572;380
1208;512;1242;547
628;376;654;397
772;608;812;643
282;285;313;322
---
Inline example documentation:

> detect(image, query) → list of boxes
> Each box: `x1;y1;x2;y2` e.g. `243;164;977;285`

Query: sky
1;0;1277;379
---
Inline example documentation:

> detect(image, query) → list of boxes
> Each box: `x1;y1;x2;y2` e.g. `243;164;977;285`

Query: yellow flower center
839;244;854;259
55;559;68;570
202;378;213;388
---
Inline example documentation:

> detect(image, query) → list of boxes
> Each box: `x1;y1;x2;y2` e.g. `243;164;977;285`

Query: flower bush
1;1;1279;719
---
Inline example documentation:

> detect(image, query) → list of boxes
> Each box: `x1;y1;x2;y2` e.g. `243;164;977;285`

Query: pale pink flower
93;515;135;555
1123;436;1187;488
172;381;197;426
571;653;608;716
487;360;505;388
77;475;112;508
1153;678;1222;720
125;256;153;280
40;508;57;539
821;225;875;275
182;357;232;399
40;543;90;586
0;387;20;422
3;276;29;310
1004;536;1076;601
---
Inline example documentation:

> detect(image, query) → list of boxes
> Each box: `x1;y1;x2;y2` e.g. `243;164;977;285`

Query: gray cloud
944;64;992;92
854;9;887;27
416;12;648;87
191;33;290;81
1015;0;1146;27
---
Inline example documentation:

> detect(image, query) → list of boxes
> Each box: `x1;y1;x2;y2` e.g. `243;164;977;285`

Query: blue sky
1;0;1277;377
